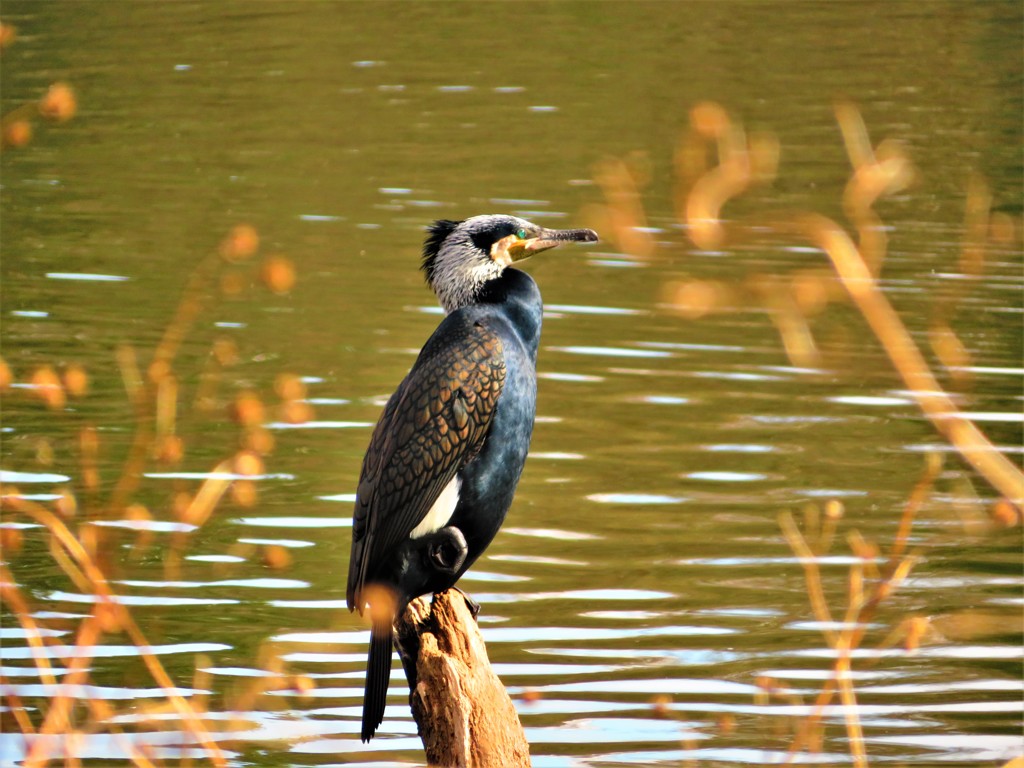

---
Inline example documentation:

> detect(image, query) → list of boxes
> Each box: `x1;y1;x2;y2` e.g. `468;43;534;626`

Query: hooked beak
507;227;600;262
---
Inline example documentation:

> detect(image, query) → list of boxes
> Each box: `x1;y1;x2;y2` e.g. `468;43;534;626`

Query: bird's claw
454;586;481;620
427;526;468;575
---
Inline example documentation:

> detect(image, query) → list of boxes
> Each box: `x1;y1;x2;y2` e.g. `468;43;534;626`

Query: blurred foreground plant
587;102;1022;767
1;20;76;153
1;219;309;766
589;100;1022;509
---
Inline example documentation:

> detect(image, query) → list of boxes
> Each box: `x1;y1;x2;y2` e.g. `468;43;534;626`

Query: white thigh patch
410;476;460;539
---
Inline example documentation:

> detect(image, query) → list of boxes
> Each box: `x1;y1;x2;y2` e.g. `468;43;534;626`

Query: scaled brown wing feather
346;319;505;614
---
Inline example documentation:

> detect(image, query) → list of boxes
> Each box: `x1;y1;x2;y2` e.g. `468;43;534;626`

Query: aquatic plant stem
2;496;228;767
790;214;1023;506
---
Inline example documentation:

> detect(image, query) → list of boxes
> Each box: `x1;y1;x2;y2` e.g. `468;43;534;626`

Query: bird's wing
346;316;506;613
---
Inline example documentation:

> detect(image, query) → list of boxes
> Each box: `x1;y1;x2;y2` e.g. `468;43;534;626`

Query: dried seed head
280;400;313;425
3;120;32;149
219;224;260;262
30;366;65;409
243;427;275;456
261;255;296;294
650;693;672;717
232;392;266;427
63;364;88;396
155;434;184;465
292;674;316;701
274;373;306;402
233;450;264;477
263;545;292;570
823;499;844;520
990;499;1021;529
54;488;77;519
690;101;731;138
212;338;239;366
1;526;24;555
231;479;258;508
38;82;76;122
520;688;542;704
0;22;17;49
126;504;151;522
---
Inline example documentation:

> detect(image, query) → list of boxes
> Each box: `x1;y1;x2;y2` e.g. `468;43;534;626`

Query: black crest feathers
422;219;462;284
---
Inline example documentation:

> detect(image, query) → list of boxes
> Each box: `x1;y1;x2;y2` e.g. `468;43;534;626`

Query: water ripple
47;590;236;608
0;469;71;484
684;471;769;482
588;493;688;505
117;578;308;590
504;527;600;541
1;640;229;659
549;346;673;358
234;516;350;528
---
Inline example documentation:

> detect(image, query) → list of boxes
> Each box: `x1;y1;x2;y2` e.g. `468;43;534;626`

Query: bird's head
422;214;598;313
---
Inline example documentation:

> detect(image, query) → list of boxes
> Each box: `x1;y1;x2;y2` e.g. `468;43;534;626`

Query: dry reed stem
781;546;918;763
927;173;991;386
675;103;1021;505
783;678;837;761
0;566;59;687
686;150;750;251
846;529;882;581
778;511;837;647
847;555;916;654
78;426;100;495
835;102;875;170
178;460;234;529
789;214;1024;505
116;345;144;406
835;564;867;768
669;103;1013;764
817;501;844;555
889;453;942;565
781;536;917;763
593;157;655;258
81;700;161;768
155;374;178;439
929;322;973;388
756;278;822;368
24;614;102;767
838;105;914;277
151;253;223;377
106;417;155;517
109;228;253;515
0;573;157;766
47;531;93;594
780;458;938;763
2;683;37;735
5;76;245;761
960;172;991;278
3;496;227;767
125;746;159;768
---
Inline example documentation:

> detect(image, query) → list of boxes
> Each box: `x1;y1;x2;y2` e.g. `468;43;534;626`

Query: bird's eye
515;228;527;240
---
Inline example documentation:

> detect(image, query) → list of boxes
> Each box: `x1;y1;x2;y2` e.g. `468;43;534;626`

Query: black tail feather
361;615;394;742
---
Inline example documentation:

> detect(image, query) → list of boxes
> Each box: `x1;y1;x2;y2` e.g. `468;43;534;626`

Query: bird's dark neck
473;268;542;357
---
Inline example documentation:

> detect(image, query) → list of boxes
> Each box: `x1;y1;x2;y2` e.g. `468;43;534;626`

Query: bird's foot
427;527;468;575
453;586;481;620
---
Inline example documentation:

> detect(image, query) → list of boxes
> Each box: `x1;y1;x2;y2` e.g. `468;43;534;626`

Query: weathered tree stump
395;589;530;767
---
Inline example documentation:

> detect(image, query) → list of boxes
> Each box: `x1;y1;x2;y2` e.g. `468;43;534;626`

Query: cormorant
346;214;598;741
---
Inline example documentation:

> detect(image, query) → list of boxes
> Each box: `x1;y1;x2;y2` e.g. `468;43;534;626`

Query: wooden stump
395;589;530;767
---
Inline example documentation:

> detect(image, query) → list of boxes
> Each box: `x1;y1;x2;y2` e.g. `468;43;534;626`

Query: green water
2;2;1021;766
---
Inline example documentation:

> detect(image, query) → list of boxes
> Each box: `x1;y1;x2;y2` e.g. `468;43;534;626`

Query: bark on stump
395;589;530;768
